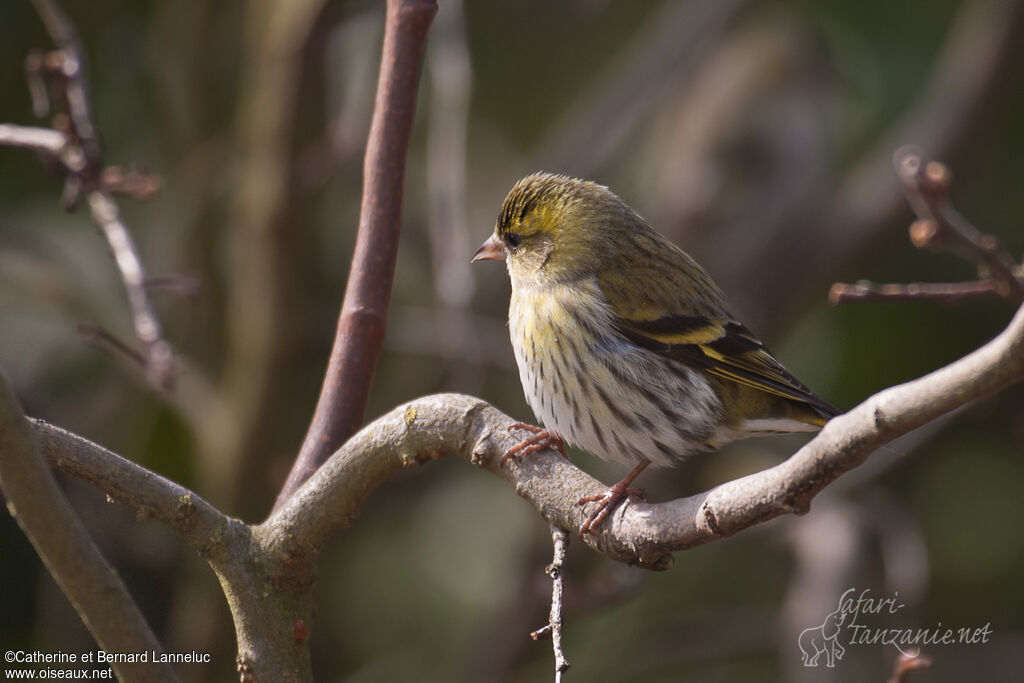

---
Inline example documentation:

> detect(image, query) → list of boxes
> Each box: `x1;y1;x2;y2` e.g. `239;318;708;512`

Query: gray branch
532;525;570;681
26;297;1024;570
0;123;67;154
85;190;175;389
0;376;178;683
260;296;1024;567
27;414;313;680
31;418;234;557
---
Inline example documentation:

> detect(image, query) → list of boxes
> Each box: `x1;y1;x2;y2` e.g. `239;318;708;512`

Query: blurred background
2;0;1024;681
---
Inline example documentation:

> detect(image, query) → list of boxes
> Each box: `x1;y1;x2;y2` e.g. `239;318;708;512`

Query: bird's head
472;172;638;286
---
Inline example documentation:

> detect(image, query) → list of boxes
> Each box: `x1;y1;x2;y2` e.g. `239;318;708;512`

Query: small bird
472;173;838;535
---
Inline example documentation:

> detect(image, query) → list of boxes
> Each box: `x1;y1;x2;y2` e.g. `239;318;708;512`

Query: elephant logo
799;605;847;668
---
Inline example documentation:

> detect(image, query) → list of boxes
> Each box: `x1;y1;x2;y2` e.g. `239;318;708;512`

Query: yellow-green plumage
477;172;837;470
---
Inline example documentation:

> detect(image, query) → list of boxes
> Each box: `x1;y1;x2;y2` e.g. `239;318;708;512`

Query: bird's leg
576;460;650;535
502;423;570;464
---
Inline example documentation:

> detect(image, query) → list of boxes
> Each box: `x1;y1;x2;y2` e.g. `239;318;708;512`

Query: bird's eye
504;232;521;249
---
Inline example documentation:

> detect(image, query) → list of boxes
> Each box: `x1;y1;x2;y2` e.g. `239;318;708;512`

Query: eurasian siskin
473;172;837;534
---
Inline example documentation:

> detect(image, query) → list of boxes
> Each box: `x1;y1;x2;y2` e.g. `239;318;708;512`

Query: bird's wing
597;234;838;422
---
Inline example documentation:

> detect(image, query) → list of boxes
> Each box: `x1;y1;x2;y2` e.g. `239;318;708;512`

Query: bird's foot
575;460;651;535
576;485;647;536
502;423;569;464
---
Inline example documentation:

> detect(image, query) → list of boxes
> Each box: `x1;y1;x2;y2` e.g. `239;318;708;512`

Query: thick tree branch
277;0;438;510
261;296;1024;567
0;376;178;683
28;415;312;680
30;418;235;558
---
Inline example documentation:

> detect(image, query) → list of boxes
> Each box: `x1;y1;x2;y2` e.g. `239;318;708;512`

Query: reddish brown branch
831;149;1024;306
274;0;438;510
99;165;162;200
77;322;148;368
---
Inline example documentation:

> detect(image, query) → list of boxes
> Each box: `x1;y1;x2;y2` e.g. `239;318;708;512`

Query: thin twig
830;150;1024;307
828;279;1000;305
531;525;571;681
894;146;1024;302
144;274;202;297
24;50;50;117
0;123;66;154
29;0;100;164
752;0;1024;335
99;165;162;200
275;0;438;511
85;190;175;389
0;0;180;390
426;0;473;310
77;322;148;367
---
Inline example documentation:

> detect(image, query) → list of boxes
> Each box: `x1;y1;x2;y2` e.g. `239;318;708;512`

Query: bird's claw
501;423;569;464
576;486;646;536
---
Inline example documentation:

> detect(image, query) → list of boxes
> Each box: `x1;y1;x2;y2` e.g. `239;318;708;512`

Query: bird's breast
507;283;724;467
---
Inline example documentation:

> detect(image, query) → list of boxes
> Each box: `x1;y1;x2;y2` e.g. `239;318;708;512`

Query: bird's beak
471;234;505;263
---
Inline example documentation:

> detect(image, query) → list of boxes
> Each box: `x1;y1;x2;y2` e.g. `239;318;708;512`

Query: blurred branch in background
275;0;438;510
830;148;1024;305
213;0;332;512
830;279;1001;305
534;0;751;177
631;0;1024;334
0;0;177;390
426;0;479;391
796;0;1024;329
